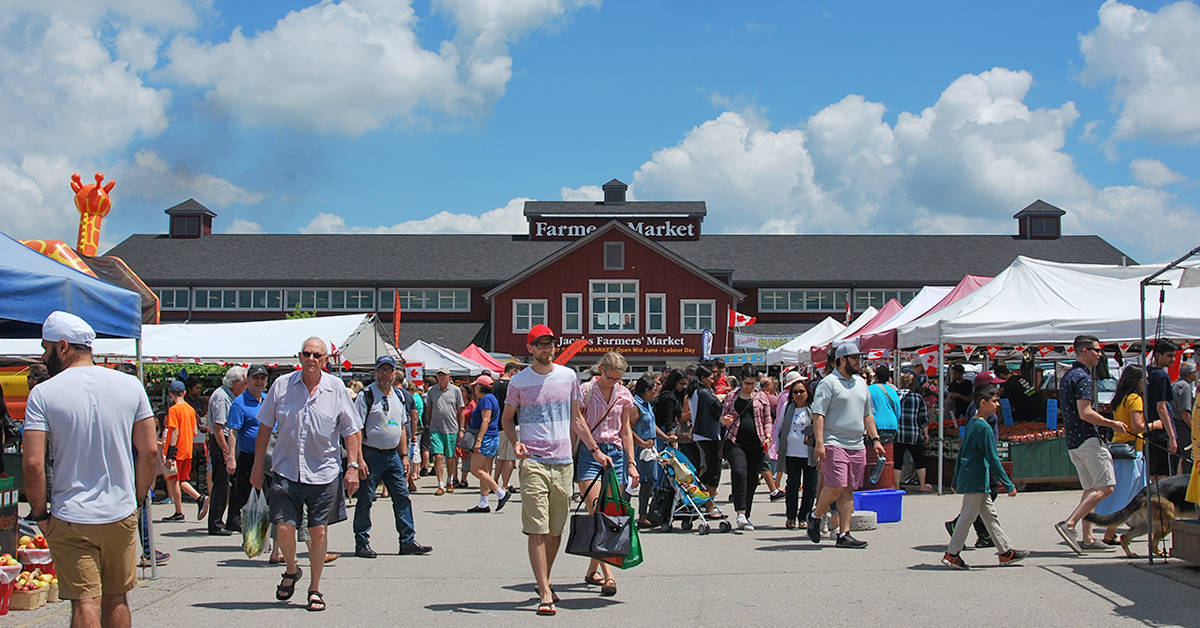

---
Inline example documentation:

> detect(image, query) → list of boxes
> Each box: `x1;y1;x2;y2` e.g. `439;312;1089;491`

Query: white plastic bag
241;488;270;558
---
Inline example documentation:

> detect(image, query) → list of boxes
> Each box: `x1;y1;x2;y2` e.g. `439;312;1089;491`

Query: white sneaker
742;520;755;531
735;514;750;530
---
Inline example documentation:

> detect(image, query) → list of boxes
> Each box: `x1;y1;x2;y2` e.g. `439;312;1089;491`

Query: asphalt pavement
9;473;1200;627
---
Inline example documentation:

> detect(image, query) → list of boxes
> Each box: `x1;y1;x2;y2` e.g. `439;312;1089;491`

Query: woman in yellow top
1097;366;1146;545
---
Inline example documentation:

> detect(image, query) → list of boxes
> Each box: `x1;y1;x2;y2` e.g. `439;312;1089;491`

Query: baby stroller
648;446;732;535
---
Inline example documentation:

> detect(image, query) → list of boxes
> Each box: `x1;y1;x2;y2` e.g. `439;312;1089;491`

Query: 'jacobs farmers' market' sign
556;335;696;356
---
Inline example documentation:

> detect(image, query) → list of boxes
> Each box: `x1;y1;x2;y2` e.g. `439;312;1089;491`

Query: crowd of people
16;311;1200;622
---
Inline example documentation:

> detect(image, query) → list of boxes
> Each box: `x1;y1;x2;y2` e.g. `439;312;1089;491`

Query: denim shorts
576;441;626;485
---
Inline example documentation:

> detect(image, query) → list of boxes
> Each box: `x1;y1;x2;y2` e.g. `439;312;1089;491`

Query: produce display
10;564;55;592
0;534;58;613
999;423;1065;442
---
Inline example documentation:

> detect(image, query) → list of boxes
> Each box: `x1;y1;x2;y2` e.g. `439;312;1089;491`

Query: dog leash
1125;432;1195;464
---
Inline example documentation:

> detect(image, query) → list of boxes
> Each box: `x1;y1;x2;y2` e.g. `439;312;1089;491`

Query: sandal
600;578;617;597
797;520;809;530
785;519;796;529
306;590;326;612
584;572;605;586
324;552;339;563
536;602;557;616
276;568;302;601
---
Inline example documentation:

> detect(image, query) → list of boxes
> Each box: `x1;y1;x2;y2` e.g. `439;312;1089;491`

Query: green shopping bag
597;466;643;570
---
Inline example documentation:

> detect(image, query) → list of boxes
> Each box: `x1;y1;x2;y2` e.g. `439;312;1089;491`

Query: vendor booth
402;340;483;377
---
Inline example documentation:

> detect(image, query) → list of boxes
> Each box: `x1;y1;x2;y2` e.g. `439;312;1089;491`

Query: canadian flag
962;345;976;360
986;346;1001;360
917;345;940;376
1119;342;1131;352
1038;345;1055;358
728;309;757;327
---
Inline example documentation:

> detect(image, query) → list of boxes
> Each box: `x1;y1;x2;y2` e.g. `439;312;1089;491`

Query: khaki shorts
497;426;519;461
45;513;138;600
1068;436;1116;491
519;459;572;536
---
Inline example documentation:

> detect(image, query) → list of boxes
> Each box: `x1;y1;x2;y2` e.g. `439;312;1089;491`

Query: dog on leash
1084;475;1193;558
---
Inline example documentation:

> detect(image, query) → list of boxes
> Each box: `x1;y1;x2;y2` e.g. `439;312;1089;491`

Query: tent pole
937;335;945;496
1140;280;1154;564
136;337;159;581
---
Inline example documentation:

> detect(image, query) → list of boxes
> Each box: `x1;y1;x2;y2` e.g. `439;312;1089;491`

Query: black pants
695;440;723;489
227;451;255;530
784;456;818;522
724;439;764;517
191;442;208;496
208;437;232;530
1171;419;1193;475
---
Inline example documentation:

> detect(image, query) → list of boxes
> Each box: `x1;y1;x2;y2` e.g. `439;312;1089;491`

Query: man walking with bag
502;324;611;616
251;337;363;612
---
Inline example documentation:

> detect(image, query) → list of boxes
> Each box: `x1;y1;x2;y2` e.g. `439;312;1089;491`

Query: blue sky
1;1;1197;263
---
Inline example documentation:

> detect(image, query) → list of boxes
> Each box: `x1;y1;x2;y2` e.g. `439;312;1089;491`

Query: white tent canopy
857;286;953;351
765;317;846;364
896;256;1200;347
0;313;398;367
402;339;483;377
794;307;879;363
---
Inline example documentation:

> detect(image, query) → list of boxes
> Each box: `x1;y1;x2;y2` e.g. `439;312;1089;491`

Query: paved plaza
10;477;1200;627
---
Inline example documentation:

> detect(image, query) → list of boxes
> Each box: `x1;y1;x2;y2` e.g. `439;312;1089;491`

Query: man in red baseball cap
500;324;611;615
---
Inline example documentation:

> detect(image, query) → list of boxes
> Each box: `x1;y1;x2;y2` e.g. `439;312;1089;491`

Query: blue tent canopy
0;231;142;339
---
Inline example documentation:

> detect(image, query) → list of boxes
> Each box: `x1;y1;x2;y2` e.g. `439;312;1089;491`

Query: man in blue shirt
1054;335;1129;554
226;364;268;532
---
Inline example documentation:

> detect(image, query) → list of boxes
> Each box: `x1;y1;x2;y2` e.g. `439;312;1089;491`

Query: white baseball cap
42;311;96;347
833;339;864;360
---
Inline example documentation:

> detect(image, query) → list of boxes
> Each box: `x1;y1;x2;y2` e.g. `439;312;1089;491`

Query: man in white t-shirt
22;311;158;628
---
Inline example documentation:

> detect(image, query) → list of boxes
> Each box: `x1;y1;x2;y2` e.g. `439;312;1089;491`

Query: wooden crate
1170;519;1200;565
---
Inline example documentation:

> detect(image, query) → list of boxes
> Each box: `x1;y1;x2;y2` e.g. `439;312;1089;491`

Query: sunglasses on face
531;340;555;349
300;351;326;359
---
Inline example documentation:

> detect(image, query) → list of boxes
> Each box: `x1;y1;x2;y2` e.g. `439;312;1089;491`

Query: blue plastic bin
853;489;904;523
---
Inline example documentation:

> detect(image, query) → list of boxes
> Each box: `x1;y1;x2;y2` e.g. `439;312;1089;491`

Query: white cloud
299;197;528;234
225;218;264;234
115;150;267;207
614;67;1196;260
1080;0;1200;143
1130;158;1186;187
166;0;599;136
559;184;637;201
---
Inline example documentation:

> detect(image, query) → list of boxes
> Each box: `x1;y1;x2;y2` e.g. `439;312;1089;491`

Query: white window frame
588;279;639;335
381;288;471;313
645;293;666;334
561;293;582;334
513;299;548;334
194;288;285;311
155;287;191;311
679;299;715;334
757;289;851;313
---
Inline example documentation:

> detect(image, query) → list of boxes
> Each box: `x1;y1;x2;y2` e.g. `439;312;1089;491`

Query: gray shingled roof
105;232;1130;288
164;198;216;217
1013;199;1066;218
524;201;706;217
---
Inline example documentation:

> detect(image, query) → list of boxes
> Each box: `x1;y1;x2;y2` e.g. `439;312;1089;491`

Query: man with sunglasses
502;324;611;616
352;356;431;559
251;337;363;612
1055;334;1127;554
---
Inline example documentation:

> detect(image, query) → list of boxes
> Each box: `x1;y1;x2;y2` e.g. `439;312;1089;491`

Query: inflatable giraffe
71;172;115;256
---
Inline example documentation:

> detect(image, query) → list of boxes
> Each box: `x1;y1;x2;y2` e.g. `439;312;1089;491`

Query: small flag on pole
728;309;757;327
393;289;401;347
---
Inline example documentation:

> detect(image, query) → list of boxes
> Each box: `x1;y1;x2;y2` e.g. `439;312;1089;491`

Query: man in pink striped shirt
501;325;610;616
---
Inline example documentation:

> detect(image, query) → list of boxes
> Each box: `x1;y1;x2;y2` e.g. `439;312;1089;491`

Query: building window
171;216;200;237
513;299;547;333
853;289;920;311
680;300;715;334
603;241;625;270
758;289;849;312
562;293;582;333
645;294;665;334
282;289;375;311
381;288;470;312
1030;216;1058;237
192;288;283;310
590;280;638;333
155;288;191;311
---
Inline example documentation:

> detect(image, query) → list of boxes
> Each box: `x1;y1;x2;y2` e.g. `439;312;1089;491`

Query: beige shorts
519;459;573;536
1068;436;1116;491
45;513;138;600
497;426;519;461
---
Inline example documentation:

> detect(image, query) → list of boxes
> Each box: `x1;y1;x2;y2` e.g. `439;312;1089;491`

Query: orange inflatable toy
71;172;115;256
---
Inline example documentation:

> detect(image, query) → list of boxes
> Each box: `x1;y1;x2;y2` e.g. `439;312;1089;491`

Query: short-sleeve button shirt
1148;366;1175;423
256;371;362;485
1060;361;1097;450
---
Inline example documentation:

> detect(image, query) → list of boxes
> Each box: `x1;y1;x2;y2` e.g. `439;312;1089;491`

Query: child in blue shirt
942;382;1029;570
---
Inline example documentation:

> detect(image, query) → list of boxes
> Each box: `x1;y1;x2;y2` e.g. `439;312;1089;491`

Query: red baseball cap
527;324;556;345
